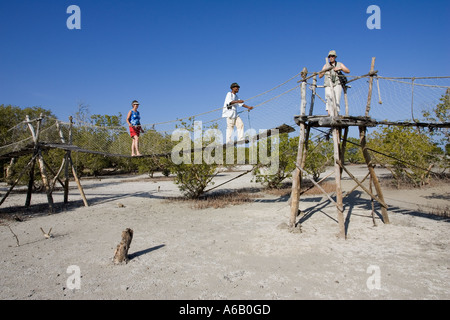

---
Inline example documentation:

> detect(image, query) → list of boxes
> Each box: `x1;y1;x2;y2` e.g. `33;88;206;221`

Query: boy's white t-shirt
222;92;243;119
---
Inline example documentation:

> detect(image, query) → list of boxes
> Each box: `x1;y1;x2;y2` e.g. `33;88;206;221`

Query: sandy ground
0;165;449;300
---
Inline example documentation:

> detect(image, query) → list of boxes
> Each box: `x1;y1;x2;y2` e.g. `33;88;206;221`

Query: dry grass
168;188;262;210
264;181;336;198
124;175;175;183
168;179;338;210
380;172;450;190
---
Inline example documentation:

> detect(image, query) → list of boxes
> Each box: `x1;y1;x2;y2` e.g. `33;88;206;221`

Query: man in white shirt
222;82;254;143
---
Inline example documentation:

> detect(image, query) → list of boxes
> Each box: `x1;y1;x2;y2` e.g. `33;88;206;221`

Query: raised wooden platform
294;115;378;128
294;115;450;129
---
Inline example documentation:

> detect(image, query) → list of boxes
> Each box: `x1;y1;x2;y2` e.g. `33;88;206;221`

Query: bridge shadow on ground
0;190;162;220
2;186;448;228
296;190;449;236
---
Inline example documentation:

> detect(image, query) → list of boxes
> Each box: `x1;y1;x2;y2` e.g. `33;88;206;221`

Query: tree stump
113;228;133;265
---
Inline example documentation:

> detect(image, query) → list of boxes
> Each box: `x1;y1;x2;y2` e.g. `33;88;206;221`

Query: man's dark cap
230;83;240;89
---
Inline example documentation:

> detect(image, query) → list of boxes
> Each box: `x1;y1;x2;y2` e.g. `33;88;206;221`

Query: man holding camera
222;82;254;144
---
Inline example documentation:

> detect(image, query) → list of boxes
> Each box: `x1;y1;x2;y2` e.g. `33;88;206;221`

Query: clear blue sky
1;0;449;125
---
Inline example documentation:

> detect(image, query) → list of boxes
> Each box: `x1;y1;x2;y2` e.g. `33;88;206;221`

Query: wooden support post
68;155;89;207
308;74;317;116
326;65;346;238
344;88;349;116
63;153;70;204
56;116;83;205
369;175;377;227
303;72;315;166
289;69;308;228
5;158;16;182
50;157;66;192
45;158;66;192
113;228;134;264
289;127;306;228
57;117;72;203
360;57;389;224
37;116;54;211
342;71;349;116
376;75;382;105
365;57;376;116
37;150;54;212
26;115;54;211
359;126;390;224
25;155;36;207
300;68;307;115
0;154;38;207
300;75;311;177
65;117;73;203
339;127;349;175
25;116;37;207
332;127;345;239
302;125;311;166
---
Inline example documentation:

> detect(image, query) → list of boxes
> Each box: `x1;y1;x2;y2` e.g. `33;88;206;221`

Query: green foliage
422;89;450;154
368;126;441;187
3;155;31;186
0;104;57;182
422;89;450;124
0;104;56;143
3;146;64;188
91;113;123;127
69;107;174;176
368;91;450;187
71;125;114;176
252;132;335;188
253;133;297;189
172;162;217;198
135;157;161;177
140;130;174;157
344;137;365;164
131;130;175;176
169;119;218;199
304;138;334;181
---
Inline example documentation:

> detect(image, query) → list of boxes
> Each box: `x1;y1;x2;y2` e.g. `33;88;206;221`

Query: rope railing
1;70;449;159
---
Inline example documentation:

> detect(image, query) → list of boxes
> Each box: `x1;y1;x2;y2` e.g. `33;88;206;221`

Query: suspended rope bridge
1;68;448;160
1;59;449;221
